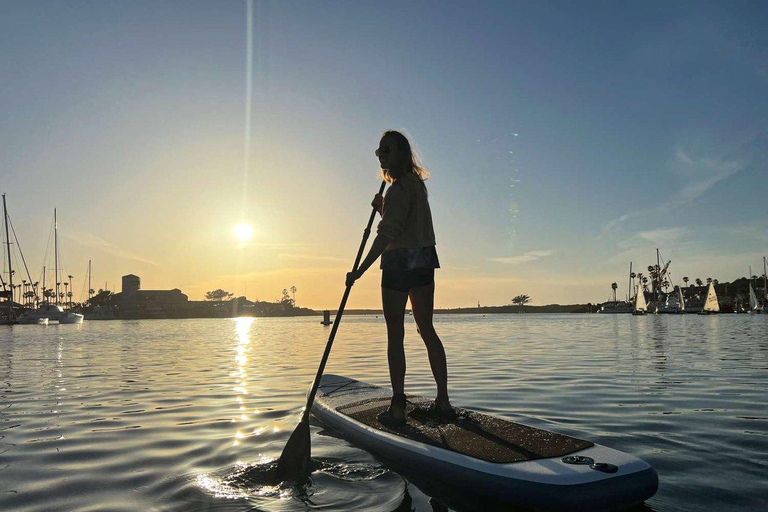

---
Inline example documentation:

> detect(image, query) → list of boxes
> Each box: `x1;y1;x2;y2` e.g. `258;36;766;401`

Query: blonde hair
379;130;429;184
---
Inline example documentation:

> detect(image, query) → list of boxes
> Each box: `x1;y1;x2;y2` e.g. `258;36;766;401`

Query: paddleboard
312;374;658;512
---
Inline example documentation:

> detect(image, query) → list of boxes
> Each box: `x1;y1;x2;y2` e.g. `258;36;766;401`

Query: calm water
1;314;766;512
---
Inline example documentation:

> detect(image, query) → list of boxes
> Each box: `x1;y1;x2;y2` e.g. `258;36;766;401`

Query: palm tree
290;286;297;306
511;294;531;311
683;276;689;287
695;278;703;287
706;277;712;285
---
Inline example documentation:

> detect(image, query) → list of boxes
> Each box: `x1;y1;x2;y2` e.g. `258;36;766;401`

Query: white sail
678;287;685;311
703;282;720;312
749;283;759;311
634;284;647;312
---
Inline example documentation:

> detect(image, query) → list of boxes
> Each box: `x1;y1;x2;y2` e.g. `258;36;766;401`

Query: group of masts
2;195;92;324
602;248;767;315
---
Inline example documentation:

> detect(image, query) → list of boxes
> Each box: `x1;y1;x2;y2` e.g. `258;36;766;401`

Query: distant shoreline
330;304;596;315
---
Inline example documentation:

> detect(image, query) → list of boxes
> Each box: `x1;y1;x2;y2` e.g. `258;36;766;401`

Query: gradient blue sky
2;1;766;308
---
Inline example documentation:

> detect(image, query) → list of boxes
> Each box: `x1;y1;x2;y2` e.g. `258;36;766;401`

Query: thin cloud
277;253;348;263
602;127;765;235
64;231;160;267
637;228;690;244
489;249;554;265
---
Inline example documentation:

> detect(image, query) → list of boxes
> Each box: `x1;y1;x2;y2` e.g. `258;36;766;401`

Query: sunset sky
2;1;767;309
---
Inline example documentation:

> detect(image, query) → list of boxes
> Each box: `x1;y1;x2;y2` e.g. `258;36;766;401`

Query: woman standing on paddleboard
346;130;453;426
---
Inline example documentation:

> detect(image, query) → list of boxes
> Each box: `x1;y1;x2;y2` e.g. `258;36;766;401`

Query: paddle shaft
300;181;386;423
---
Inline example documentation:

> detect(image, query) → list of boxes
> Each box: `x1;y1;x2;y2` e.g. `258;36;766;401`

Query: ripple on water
1;314;768;512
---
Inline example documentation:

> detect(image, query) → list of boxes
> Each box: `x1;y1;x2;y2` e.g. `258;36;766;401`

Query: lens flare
234;223;254;242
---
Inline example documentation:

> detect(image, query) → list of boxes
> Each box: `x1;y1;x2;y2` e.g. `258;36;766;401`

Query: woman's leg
382;286;409;398
409;281;450;406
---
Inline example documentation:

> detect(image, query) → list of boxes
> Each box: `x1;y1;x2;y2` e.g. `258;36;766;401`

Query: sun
234;222;254;242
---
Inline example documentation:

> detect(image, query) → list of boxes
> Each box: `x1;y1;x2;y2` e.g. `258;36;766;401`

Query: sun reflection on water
232;317;256;446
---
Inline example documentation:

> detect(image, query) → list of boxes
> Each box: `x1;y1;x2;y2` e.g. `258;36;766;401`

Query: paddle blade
275;419;311;480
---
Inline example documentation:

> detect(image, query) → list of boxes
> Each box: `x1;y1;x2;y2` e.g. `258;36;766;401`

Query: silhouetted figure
347;130;453;426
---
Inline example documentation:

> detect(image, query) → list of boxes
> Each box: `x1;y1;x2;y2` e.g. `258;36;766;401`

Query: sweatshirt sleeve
376;183;410;241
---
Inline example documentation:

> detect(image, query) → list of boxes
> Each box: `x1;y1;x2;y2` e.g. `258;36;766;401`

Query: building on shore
90;274;313;319
111;274;190;319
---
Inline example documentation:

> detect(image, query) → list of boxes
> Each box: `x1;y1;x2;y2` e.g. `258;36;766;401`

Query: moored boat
748;282;761;314
698;282;720;315
631;283;647;316
18;311;49;325
25;303;83;324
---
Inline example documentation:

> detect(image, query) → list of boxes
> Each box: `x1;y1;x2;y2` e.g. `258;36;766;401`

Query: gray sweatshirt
376;172;436;250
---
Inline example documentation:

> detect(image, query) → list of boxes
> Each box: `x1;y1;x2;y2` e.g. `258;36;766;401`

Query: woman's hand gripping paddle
276;181;387;481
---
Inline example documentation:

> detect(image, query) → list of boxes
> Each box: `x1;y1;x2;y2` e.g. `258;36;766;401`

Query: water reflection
232;317;255;447
3;315;766;512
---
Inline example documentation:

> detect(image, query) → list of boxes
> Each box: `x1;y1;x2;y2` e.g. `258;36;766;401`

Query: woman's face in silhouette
376;136;405;172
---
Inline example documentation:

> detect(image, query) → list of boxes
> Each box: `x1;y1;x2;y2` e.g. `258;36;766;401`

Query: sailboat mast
3;195;13;322
54;209;59;306
88;260;92;302
656;248;661;306
42;266;46;304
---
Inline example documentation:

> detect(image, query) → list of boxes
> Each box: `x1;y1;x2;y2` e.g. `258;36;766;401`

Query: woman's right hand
371;193;383;214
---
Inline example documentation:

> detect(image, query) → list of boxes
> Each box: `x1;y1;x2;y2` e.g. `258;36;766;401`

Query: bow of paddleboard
311;374;657;512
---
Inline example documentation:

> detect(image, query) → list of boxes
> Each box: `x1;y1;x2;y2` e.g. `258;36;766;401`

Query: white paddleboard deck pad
312;375;658;512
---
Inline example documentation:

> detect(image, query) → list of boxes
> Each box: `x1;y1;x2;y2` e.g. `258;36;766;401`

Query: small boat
599;301;633;314
25;303;83;324
697;282;719;315
678;286;686;313
631;284;647;315
599;266;635;314
748;282;762;314
34;209;84;325
84;305;116;320
313;375;658;512
320;310;333;325
18;311;49;325
60;310;85;324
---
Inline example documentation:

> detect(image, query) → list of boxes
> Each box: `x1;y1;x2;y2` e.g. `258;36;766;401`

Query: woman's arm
346;234;389;286
346;184;407;286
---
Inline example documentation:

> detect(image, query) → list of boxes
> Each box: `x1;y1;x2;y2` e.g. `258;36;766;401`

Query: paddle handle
301;181;387;422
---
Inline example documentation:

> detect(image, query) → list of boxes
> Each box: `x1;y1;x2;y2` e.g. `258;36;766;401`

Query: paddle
276;181;387;480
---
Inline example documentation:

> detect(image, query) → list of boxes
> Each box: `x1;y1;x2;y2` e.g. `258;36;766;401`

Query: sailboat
659;286;685;314
698;282;720;315
631;284;647;316
748;282;761;314
677;286;686;313
24;209;83;324
1;194;18;325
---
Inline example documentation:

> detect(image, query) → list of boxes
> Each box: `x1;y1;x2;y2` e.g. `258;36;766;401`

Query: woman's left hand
346;270;362;287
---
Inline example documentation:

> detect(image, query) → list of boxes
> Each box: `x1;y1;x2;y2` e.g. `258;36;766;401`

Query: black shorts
381;268;435;293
